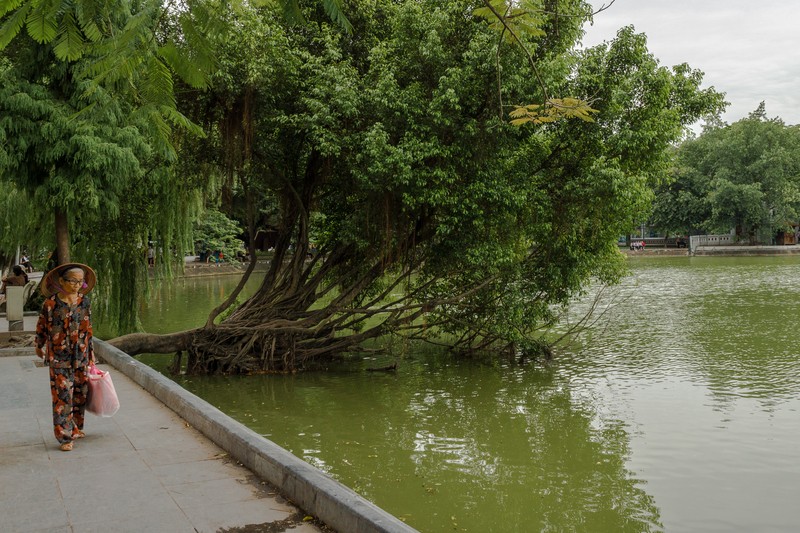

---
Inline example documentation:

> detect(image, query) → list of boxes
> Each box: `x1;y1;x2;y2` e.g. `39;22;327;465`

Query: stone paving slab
0;353;322;533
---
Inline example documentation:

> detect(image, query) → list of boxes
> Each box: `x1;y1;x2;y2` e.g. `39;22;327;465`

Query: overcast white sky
581;0;800;127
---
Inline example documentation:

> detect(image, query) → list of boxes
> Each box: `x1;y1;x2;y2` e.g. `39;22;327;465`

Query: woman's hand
35;347;44;359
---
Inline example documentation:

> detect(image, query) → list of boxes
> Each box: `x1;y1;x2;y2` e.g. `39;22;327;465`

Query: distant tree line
652;102;800;243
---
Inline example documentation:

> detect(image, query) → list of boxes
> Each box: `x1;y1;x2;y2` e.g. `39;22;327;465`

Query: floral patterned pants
49;365;88;444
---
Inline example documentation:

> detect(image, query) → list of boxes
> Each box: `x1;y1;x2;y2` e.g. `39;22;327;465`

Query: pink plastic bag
87;363;120;417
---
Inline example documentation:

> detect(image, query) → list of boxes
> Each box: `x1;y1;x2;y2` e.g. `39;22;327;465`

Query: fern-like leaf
161;104;204;137
509;99;598;127
321;0;352;33
25;0;59;43
53;11;85;61
159;42;207;90
80;19;102;42
272;0;305;25
0;0;25;18
256;0;351;31
0;2;31;49
140;56;175;109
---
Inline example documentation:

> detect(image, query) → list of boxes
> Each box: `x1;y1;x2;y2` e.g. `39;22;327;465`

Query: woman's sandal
73;430;86;439
59;442;73;452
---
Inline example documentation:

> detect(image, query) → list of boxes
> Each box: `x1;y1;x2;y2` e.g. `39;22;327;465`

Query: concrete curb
692;245;800;256
0;346;35;357
94;339;417;533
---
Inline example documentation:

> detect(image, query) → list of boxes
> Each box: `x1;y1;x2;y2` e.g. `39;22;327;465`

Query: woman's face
59;269;85;296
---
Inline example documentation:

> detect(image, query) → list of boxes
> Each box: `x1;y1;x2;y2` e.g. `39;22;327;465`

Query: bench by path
0;353;322;533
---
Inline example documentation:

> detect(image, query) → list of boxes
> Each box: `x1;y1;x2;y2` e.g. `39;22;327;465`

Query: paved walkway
0;353;322;533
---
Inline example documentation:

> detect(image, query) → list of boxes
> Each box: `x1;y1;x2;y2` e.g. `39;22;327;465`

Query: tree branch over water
103;0;723;374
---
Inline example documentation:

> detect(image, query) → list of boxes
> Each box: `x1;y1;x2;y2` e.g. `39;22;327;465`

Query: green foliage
193;208;245;259
650;166;710;236
710;180;765;233
0;179;50;252
0;0;725;358
474;0;548;43
0;0;220;159
262;0;352;33
0;25;201;334
0;0;369;339
178;0;722;358
0;52;152;254
652;103;800;239
509;98;599;125
473;1;600;126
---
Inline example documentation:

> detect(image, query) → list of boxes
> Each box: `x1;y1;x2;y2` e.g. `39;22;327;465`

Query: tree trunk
55;208;70;264
107;330;197;356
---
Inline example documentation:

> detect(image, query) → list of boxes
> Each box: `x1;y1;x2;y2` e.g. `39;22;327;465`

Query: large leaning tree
105;1;724;374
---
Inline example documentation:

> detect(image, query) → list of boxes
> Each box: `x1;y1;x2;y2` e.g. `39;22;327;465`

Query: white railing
689;234;736;252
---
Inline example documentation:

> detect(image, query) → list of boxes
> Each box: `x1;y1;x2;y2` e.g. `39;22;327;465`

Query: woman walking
34;263;97;451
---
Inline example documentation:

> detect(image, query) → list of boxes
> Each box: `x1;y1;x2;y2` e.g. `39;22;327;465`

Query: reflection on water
562;256;800;532
130;257;800;532
175;358;661;532
566;257;800;403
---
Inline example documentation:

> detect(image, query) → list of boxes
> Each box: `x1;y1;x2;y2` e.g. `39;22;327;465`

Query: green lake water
124;258;800;532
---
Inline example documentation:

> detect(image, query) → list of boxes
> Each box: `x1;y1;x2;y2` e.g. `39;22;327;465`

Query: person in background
1;264;27;289
0;265;28;305
34;263;98;452
21;253;33;272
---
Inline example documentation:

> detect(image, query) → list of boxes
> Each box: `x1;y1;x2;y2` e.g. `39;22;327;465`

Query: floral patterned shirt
35;295;95;369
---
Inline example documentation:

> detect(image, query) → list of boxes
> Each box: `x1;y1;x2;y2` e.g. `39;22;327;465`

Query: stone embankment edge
94;339;418;533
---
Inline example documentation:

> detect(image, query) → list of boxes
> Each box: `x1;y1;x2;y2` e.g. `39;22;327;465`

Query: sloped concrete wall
94;340;417;533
